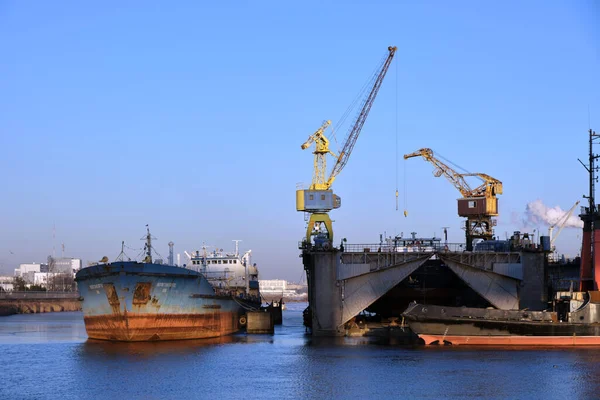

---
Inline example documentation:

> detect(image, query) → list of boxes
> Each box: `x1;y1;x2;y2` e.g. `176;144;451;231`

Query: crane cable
404;158;407;217
433;149;485;184
395;54;399;212
434;149;469;174
394;57;408;217
334;52;389;153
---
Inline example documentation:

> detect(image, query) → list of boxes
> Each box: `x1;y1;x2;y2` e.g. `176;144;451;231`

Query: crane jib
327;46;397;186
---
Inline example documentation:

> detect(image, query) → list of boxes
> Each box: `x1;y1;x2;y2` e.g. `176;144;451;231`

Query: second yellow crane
403;148;503;250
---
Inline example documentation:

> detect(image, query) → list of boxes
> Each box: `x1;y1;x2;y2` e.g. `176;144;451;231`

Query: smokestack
168;242;174;266
177;253;181;267
594;214;600;291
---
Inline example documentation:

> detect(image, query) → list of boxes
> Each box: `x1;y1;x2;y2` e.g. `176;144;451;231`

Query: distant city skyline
0;1;598;280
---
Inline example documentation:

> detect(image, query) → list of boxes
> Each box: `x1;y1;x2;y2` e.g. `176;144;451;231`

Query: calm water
1;303;600;400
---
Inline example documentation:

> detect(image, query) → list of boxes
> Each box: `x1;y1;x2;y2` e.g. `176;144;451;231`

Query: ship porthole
239;315;247;326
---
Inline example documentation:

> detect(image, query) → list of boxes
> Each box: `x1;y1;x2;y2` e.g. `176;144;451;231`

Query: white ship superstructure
187;241;258;294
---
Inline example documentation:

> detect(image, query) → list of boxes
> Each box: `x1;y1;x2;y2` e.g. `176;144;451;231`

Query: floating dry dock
301;236;547;337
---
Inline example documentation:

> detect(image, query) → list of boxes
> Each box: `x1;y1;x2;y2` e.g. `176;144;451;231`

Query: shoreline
0;293;82;316
261;294;307;304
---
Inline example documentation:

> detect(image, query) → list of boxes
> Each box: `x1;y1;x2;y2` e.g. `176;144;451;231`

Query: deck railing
299;241;468;253
341;243;467;253
299;240;521;253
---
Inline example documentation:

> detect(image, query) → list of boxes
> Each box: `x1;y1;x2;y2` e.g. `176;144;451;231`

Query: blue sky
0;1;598;280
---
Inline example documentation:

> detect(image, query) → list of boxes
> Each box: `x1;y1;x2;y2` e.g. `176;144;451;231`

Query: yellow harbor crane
297;46;397;246
403;148;503;250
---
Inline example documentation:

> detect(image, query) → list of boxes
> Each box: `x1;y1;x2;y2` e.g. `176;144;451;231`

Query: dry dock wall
304;250;431;336
519;251;547;311
303;247;548;337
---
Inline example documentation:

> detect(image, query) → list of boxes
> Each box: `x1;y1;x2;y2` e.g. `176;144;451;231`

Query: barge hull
403;302;600;346
420;334;600;346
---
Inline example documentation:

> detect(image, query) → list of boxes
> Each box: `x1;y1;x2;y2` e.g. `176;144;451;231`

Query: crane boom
403;148;473;197
549;200;580;246
403;148;503;198
326;46;397;188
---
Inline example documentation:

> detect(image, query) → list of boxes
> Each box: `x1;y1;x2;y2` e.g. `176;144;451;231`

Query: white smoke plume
524;199;583;228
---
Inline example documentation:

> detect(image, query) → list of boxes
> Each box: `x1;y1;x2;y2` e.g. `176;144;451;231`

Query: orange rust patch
103;283;120;313
133;282;152;305
83;311;241;341
589;291;600;303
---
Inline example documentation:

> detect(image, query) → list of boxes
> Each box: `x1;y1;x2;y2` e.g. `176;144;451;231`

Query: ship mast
233;240;249;293
589;129;597;278
585;129;598;216
578;129;600;291
116;241;126;262
144;225;153;263
201;243;208;273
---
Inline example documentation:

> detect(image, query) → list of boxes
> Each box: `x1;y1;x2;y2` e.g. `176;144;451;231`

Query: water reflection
0;311;86;343
79;333;275;359
3;305;600;400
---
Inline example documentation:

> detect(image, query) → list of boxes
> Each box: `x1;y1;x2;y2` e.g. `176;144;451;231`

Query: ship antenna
233;240;242;257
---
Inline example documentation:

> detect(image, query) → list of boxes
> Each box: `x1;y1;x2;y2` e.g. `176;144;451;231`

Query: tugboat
75;227;261;341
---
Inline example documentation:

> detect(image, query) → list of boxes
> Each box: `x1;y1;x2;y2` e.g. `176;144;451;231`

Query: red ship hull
419;334;600;346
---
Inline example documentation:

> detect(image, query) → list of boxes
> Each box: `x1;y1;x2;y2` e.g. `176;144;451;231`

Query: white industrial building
13;258;82;287
258;279;307;301
14;263;43;284
0;276;14;292
259;279;287;292
33;272;64;287
50;258;82;274
15;263;42;276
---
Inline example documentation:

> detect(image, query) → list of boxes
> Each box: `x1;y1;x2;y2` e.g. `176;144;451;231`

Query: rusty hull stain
132;282;152;305
103;283;121;314
83;311;240;341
